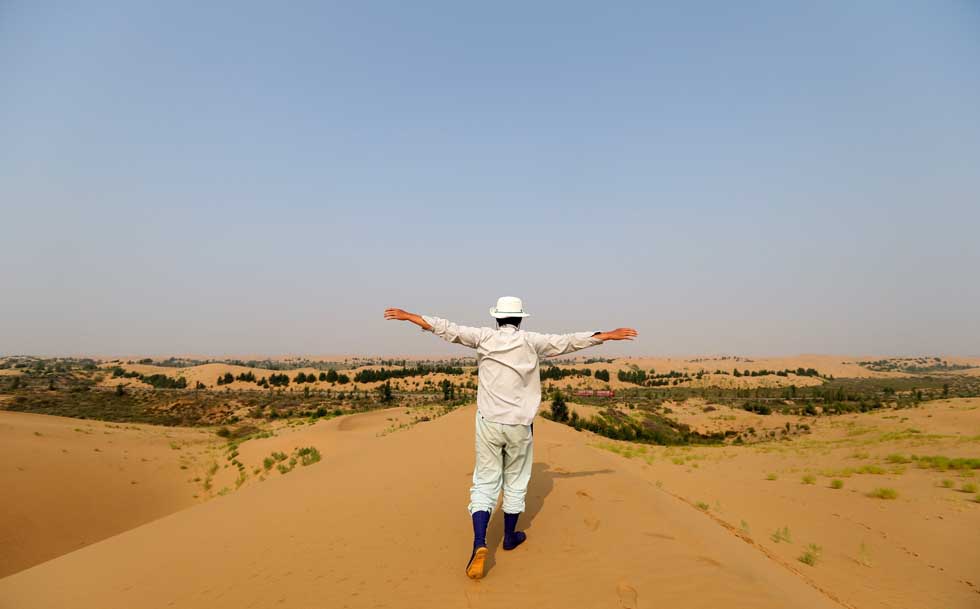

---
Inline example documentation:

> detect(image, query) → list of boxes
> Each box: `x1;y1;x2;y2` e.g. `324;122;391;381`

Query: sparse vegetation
830;479;844;489
801;474;816;485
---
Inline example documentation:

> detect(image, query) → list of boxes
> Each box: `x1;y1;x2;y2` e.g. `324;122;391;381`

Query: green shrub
297;446;321;466
766;473;778;481
830;479;844;489
941;479;954;488
960;482;978;493
801;474;816;485
550;391;569;422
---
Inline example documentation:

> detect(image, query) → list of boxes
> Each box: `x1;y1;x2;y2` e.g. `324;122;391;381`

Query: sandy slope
0;412;216;577
0;406;843;609
584;399;980;609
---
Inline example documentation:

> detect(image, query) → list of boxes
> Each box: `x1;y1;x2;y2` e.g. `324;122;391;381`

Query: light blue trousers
468;411;534;515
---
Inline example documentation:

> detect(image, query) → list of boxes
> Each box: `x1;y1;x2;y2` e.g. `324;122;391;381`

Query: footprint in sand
616;582;638;609
583;516;600;531
576;489;592;500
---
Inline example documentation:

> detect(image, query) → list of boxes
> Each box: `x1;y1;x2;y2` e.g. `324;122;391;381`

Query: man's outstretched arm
592;328;639;342
384;308;486;349
528;327;638;358
384;308;432;331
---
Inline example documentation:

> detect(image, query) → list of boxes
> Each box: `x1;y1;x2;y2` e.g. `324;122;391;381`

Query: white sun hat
489;296;530;318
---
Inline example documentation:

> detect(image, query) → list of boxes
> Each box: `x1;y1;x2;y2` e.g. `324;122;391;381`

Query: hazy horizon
3;2;978;356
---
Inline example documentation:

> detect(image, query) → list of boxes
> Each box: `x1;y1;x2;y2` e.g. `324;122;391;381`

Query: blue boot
466;510;491;579
503;512;526;550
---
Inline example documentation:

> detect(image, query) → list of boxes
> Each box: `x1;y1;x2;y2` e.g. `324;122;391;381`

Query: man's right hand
594;328;638;342
384;308;433;331
384;308;412;321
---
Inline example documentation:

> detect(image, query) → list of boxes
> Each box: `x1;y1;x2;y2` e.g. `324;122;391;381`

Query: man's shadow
483;462;613;574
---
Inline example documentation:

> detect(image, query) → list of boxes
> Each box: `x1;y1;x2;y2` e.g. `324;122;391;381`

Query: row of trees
353;365;464;384
617;369;647;385
540;366;592;380
215;370;353;388
111;367;187;389
139;374;188;389
732;368;823;378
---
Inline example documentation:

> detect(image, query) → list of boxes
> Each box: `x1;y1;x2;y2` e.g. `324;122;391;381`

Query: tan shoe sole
466;547;488;579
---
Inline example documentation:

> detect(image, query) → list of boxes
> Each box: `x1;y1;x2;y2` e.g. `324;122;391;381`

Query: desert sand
0;412;217;576
2;397;978;609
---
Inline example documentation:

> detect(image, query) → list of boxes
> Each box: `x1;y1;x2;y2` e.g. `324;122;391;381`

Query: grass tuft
770;526;792;544
868;487;898;500
830;479;844;489
766;473;778;481
798;543;821;566
801;474;816;485
857;542;873;567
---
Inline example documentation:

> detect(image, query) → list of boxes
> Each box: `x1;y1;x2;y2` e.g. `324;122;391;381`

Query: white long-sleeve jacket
422;316;603;425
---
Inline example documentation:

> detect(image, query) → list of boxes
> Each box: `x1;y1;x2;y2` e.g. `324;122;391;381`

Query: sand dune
1;405;848;609
0;412;215;577
2;399;978;608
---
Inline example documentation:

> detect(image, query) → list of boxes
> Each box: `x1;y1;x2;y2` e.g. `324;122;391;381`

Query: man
384;296;638;579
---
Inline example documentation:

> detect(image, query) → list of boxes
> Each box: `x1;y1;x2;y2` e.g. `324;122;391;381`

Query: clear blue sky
2;2;978;356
